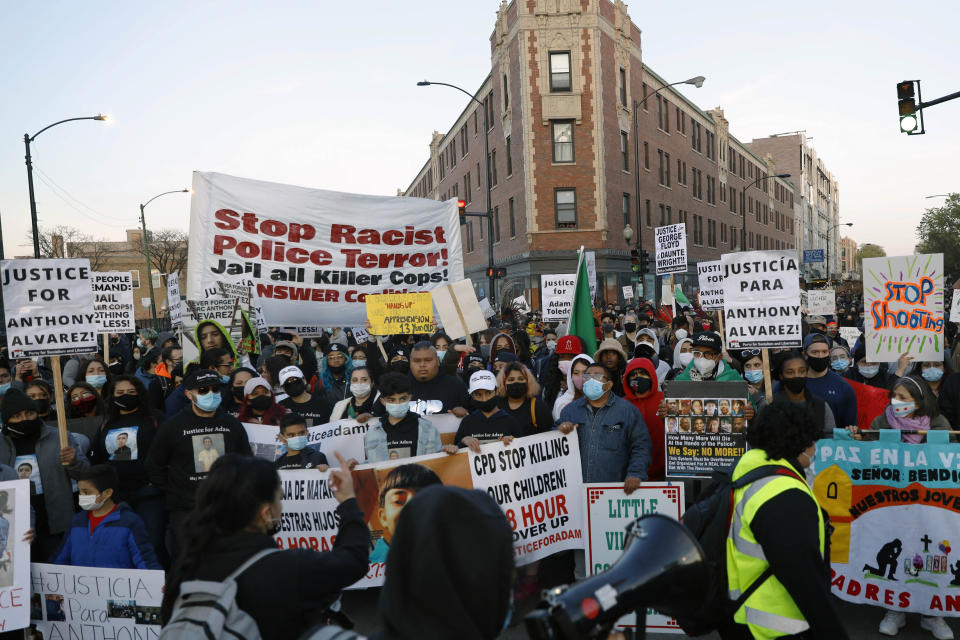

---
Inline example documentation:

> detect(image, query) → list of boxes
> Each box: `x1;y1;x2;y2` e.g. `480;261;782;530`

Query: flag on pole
675;285;691;308
568;247;598;354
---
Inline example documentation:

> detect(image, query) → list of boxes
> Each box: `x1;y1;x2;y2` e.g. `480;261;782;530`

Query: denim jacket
558;394;651;483
364;415;442;463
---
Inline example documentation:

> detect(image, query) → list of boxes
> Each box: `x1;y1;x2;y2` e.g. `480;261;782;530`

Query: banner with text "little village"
277;430;583;587
186;171;464;326
813;431;960;616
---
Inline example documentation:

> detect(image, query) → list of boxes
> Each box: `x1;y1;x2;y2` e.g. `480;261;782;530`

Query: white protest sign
512;295;531;314
950;290;960;323
352;326;370;343
839;326;861;347
655;224;687;275
807;288;836;316
245;418;368;464
583;483;685;635
661;281;674;307
284;326;323;338
585;251;597;299
187;171;464;326
622;285;634;300
541;274;576;322
697;260;724;310
91;271;135;334
30;564;165;638
167;271;182;327
0;480;31;633
431;279;487;340
1;259;98;358
479;297;496;319
721;251;802;349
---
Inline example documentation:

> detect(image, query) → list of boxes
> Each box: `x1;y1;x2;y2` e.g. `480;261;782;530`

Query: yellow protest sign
366;293;434;335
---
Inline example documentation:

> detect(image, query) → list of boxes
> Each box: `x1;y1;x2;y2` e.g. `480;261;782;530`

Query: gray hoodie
636;329;671;388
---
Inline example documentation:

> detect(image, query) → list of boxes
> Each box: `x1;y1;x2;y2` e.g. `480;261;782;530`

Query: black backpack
676;463;804;635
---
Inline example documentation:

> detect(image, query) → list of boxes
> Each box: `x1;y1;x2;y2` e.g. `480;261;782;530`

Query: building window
619;67;627;106
463;174;471;204
465;221;474;253
656;95;664;130
643;142;649;169
490;149;498;186
641;83;648;109
657;149;664;185
666;205;672;224
622;193;630;226
659;203;665;226
476;162;481;189
509;198;516;238
473;111;478;134
664;152;671;186
494;206;501;243
549;52;571;92
506;135;513;176
552;121;574;162
503;73;509;110
555;189;577;229
645;199;651;227
130;270;141;289
620;131;629;170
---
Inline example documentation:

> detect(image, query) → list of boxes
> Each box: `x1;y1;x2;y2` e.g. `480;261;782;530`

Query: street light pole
825;221;853;283
24;114;110;258
740;173;791;251
417;80;497;306
140;189;190;329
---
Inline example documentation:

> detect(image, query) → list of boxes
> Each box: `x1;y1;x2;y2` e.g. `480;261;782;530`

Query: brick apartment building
840;236;859;279
403;0;797;308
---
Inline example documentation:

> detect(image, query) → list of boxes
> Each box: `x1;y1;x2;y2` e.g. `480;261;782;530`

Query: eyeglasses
741;349;761;358
194;387;217;395
691;351;717;359
582;373;608;381
215;363;233;371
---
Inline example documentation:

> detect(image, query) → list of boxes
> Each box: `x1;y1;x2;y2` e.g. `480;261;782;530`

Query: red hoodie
622;357;666;480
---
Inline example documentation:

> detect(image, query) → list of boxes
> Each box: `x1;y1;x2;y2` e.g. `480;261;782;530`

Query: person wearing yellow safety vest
722;401;849;639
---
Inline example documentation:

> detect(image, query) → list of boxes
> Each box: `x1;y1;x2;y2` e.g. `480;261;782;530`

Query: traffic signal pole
897;79;960;135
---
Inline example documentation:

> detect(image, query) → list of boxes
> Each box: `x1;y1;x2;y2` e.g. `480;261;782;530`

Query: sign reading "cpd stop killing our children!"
186;171;464;326
721;250;802;349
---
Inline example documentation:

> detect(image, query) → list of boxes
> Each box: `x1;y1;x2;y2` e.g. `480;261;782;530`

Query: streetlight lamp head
182;188;191;193
94;114;112;123
685;76;706;88
623;224;634;242
417;80;431;86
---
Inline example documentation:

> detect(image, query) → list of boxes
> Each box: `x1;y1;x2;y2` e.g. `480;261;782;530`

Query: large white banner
541;274;576;321
1;259;98;358
245;419;368;464
91;271;135;334
721;251;802;349
187;171;464;326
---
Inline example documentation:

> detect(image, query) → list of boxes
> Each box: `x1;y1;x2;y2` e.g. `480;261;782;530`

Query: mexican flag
568;248;598;354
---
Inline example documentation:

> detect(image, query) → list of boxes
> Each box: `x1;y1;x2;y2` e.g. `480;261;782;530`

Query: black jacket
162;498;369;640
939;372;960;429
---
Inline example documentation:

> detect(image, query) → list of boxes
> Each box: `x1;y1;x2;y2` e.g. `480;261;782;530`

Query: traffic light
486;267;506;279
457;199;466;225
630;248;640;273
897;80;921;134
640;250;653;274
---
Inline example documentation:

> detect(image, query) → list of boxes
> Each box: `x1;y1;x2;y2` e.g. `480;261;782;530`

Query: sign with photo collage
663;381;749;478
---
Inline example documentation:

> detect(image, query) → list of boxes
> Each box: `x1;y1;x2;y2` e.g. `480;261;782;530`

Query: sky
0;0;956;259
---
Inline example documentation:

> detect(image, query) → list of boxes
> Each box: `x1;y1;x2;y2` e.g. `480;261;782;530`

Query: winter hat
1;389;36;424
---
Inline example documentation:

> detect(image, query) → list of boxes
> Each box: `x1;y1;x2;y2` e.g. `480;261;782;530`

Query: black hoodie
374;486;513;640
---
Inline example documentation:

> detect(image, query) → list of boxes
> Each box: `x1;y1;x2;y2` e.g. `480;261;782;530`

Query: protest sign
279;431;584;588
662;381;749;478
622;285;634;301
281;326;323;338
431;279;486;341
352;326;370;343
813;430;960;616
840;326;861;347
541;274;576;321
166;272;182;328
512;295;531;314
1;259;98;358
479;297;496;319
585;251;597;299
583;483;685;635
951;290;960;323
696;260;723;310
655;224;687;276
187;171;464;326
863;254;944;362
0;481;31;633
721;250;802;349
30;564;165;638
91;272;135;334
366;292;433;335
807;288;836;316
245;419;367;464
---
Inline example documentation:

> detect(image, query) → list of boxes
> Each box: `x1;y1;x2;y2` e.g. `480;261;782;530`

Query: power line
32;171;130;229
32;165;133;223
31;167;132;229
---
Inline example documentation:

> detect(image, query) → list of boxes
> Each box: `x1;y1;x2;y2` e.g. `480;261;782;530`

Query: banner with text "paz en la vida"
187;171;464;326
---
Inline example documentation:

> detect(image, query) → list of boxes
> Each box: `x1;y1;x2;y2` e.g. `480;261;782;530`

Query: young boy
363;372;442;462
276;413;329;470
54;465;161;569
368;463;441;563
449;370;522;454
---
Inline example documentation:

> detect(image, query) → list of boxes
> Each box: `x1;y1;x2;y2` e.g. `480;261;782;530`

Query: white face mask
675;329;688;340
678;352;694;367
78;494;106;511
546;340;557;351
558;360;572;376
351;382;371;398
694;357;716;375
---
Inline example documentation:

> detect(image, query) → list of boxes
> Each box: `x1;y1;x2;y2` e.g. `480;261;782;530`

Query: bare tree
28;225;110;270
136;228;189;278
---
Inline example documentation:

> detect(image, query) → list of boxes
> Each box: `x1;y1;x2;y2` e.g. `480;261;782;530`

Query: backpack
159;548;279;640
675;463;804;635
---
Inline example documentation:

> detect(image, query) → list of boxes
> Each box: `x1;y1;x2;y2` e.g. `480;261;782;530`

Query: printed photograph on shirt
15;455;42;495
387;446;411;460
707;417;720;434
250;442;279;462
192;434;225;473
106;427;138;461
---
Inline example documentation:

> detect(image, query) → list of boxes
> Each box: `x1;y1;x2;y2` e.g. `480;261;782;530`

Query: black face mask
506;382;527;399
249;395;273;411
624;323;637;334
629;377;652;395
601;323;614;333
113;394;139;412
283;380;306;398
108;362;124;375
391;361;410;375
232;387;245;402
782;377;807;394
33;398;51;415
635;344;656;359
6;418;42;439
475;397;499;412
327;363;346;375
806;356;830;373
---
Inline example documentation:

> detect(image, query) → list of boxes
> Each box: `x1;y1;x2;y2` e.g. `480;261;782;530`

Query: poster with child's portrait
703;399;718;417
662;381;749;478
14;456;42;495
106;428;138;461
191;434;224;473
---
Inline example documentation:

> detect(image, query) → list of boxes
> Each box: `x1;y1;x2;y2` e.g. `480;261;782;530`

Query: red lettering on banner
899;592;910;608
330;225;447;246
931;596;943;611
520;495;569;528
865;584;880;601
258;284;339;302
213;210;317;243
884;589;894;606
0;587;23;609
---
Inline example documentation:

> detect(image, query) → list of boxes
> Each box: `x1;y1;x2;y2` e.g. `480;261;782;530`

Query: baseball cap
278;365;304;386
185;369;221;390
494;350;518;364
468;370;498;394
807;315;827;326
464;353;486;368
244;377;272;396
555;335;582;355
803;333;832;351
691;331;723;354
325;343;345;355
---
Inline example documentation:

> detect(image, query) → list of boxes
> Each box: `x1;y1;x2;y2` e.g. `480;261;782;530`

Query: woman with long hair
161;454;369;640
496;362;552;437
78;358;112;396
237;378;287;426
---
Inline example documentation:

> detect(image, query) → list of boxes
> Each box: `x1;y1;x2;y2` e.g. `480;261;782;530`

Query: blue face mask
744;369;763;384
285;435;308;451
195;391;222;412
219;374;230;384
583;378;606;401
922;367;944;382
831;358;849;372
385;401;409;418
858;364;880;378
0;382;10;395
86;374;107;389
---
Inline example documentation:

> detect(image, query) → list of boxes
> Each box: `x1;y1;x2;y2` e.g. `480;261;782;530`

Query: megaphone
524;514;708;640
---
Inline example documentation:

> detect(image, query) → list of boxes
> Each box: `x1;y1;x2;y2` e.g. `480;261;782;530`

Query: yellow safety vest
726;449;825;639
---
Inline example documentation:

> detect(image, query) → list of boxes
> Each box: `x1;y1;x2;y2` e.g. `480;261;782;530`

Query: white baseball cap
278;365;304;386
468;369;497;394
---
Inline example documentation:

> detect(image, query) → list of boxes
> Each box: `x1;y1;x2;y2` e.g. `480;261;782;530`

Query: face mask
629;377;652;395
624;323;637;333
352;358;366;367
217;374;230;384
806;356;829;373
78;494;107;512
108;362;124;375
506;382;527;399
283;380;306;397
285;435;308;451
391;361;410;375
195;391;222;412
328;363;346;375
546;340;557;351
71;395;98;414
601;323;614;334
385;401;409;418
266;508;282;535
33;398;51;415
435;350;447;362
636;344;656;359
678;352;694;368
476;397;499;412
351;382;371;398
922;367;944;382
858;364;880;378
694;357;716;376
480;345;491;359
250;395;273;411
744;369;764;384
86;374;107;389
231;387;245;401
0;383;9;395
675;329;688;340
891;398;916;418
572;374;585;391
558;360;572;376
136;338;144;348
782;377;807;394
5;418;42;439
831;358;849;372
113;394;139;412
583;378;606;401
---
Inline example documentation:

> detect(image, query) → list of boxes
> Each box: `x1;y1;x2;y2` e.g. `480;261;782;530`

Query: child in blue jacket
54;465;161;569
